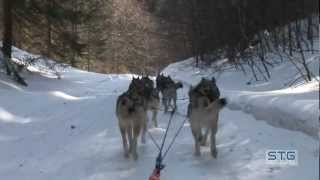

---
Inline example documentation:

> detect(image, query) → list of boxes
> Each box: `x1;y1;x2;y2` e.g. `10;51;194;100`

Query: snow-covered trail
0;69;318;180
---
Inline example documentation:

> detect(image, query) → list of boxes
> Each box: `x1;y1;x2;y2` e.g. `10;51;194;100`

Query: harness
148;109;189;180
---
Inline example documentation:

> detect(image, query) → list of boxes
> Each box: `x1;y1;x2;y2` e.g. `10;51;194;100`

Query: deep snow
0;47;319;180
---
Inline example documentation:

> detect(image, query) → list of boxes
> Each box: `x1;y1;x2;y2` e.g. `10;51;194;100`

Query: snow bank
0;43;68;78
225;81;319;138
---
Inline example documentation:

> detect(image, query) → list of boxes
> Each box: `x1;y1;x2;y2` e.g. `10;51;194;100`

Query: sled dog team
116;74;226;160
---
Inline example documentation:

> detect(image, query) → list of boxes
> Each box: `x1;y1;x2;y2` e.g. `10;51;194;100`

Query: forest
0;0;319;86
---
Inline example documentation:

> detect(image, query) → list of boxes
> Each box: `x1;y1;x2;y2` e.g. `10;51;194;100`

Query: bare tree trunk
2;0;27;86
295;20;312;81
45;0;53;57
272;28;280;51
280;0;286;53
307;15;314;54
248;59;258;81
281;27;286;53
2;0;13;76
70;0;78;67
284;51;308;82
258;33;271;79
288;23;293;56
237;57;247;76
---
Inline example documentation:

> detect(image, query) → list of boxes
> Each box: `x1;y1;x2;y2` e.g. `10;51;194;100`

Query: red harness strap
149;168;161;180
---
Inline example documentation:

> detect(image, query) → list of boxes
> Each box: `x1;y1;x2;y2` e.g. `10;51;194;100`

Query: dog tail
175;82;183;89
218;98;227;108
207;98;227;111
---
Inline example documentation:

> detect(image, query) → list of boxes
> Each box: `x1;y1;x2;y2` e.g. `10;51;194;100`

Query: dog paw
133;153;138;160
141;137;146;144
211;149;217;158
194;151;201;156
153;123;158;128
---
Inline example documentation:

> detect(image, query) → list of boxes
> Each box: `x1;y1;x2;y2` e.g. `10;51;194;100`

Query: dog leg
128;126;133;157
173;94;177;111
162;97;166;112
201;128;210;146
151;109;158;127
195;137;201;156
132;124;141;160
120;126;129;158
210;129;217;158
163;98;168;113
191;124;201;156
141;119;147;144
187;103;192;118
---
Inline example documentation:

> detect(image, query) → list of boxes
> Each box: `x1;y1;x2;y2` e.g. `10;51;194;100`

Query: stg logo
265;150;298;166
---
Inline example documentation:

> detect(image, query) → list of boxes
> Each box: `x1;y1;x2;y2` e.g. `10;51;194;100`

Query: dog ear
175;82;183;88
121;98;127;105
211;77;216;84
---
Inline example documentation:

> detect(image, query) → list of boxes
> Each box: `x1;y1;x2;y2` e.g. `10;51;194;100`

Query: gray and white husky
141;76;160;127
116;77;148;160
116;76;160;159
188;77;226;158
188;96;226;158
162;81;183;112
156;74;183;112
116;91;147;160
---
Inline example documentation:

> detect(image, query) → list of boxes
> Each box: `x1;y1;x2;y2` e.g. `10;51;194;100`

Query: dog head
197;78;214;95
175;82;183;89
128;77;145;96
151;88;160;99
211;77;216;84
141;76;154;95
156;74;167;90
126;91;146;113
192;78;219;102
